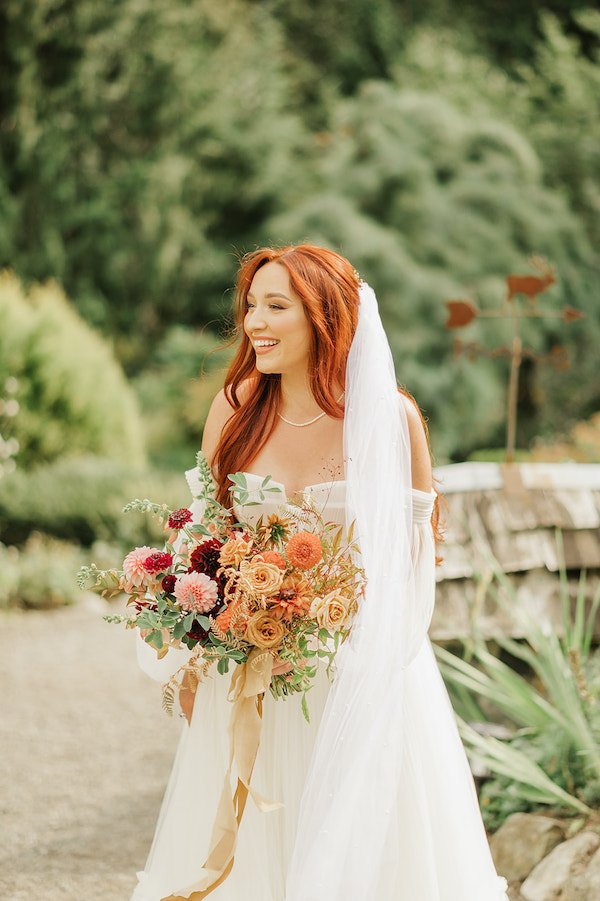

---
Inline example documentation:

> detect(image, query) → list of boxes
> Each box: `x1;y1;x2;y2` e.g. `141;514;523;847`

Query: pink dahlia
174;571;219;613
123;546;161;588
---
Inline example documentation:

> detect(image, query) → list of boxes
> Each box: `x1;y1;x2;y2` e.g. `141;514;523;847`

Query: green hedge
0;457;191;548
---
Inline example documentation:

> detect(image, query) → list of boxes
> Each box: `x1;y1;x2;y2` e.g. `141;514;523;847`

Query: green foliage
1;1;598;462
0;533;86;609
0;456;189;547
0;271;145;467
393;17;600;447
0;0;306;335
270;1;595;100
133;326;232;469
435;530;600;830
264;80;594;460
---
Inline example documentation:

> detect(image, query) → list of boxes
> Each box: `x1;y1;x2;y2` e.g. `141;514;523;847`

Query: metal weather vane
444;257;585;463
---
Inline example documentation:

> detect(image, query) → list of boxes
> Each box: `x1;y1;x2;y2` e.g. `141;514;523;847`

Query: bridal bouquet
78;451;366;723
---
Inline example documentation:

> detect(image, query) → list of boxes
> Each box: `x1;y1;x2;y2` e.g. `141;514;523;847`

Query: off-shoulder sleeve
134;467;207;683
408;487;437;656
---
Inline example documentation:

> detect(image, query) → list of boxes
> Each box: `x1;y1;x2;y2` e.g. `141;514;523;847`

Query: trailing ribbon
161;648;282;901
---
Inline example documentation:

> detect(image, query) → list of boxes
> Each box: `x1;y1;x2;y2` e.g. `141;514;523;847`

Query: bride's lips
254;342;279;355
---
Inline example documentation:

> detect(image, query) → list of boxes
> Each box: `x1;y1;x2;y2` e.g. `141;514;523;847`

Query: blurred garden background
1;1;600;898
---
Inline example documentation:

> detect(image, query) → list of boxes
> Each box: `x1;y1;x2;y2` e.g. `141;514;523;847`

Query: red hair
210;243;445;559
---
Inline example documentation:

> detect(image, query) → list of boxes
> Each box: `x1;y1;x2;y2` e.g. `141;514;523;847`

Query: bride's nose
246;309;268;330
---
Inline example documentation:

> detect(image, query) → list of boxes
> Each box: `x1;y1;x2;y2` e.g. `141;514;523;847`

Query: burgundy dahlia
168;508;193;530
143;551;173;575
186;619;211;642
161;574;177;594
190;538;222;580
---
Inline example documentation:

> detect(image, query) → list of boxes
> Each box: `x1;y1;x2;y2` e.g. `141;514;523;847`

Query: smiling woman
131;243;508;901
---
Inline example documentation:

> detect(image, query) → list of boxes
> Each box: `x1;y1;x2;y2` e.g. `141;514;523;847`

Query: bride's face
244;262;313;377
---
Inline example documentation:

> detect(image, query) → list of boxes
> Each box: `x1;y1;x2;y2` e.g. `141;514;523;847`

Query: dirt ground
1;596;183;901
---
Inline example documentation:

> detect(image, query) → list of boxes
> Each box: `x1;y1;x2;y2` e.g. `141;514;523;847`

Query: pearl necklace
277;391;345;427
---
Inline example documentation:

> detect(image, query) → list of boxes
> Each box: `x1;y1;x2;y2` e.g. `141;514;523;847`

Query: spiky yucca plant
434;528;600;828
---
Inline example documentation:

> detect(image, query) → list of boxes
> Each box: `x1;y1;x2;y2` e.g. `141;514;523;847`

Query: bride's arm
410;486;437;636
399;391;433;494
400;392;437;658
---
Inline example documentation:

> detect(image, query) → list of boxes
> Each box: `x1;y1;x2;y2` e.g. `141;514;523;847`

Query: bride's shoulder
201;378;256;464
397;390;433;493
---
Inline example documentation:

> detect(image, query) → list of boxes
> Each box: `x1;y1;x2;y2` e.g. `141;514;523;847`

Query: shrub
0;456;191;548
133;326;231;470
0;534;85;610
0;270;145;467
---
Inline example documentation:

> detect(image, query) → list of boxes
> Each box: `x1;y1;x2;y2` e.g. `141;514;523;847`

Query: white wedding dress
131;471;509;901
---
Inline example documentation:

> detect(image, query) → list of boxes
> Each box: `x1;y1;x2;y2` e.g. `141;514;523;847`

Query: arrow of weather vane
444;257;585;464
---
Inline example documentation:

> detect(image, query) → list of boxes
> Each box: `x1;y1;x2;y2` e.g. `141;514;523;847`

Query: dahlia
168;508;193;530
123;546;161;588
174;571;219;613
190;538;223;579
214;596;247;634
256;550;286;570
273;572;312;621
143;551;173;575
285;531;323;570
161;574;177;594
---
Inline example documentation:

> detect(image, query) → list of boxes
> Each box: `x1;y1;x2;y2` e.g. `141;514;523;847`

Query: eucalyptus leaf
146;629;163;650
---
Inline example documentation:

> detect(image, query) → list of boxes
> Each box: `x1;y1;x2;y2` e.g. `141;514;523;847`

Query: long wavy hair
211;243;445;559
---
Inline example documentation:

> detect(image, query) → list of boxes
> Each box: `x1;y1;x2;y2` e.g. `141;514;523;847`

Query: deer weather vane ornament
444;257;585;464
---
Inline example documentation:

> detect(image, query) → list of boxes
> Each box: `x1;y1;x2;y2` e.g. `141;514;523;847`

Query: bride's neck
279;374;343;418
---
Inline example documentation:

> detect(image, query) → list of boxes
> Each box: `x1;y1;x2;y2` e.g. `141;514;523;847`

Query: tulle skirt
131;638;508;901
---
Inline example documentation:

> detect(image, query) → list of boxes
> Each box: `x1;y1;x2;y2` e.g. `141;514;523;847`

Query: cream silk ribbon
161;648;282;901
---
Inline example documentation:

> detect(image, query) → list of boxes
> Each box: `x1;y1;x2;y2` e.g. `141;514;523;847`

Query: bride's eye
245;303;283;311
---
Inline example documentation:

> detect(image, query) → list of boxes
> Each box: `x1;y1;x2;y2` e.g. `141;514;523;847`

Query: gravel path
1;597;182;901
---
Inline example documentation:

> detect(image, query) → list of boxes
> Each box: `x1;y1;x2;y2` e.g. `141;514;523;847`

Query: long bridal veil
285;281;432;899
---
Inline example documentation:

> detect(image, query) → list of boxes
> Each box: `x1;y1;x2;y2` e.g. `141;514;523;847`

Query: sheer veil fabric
284;280;435;898
284;281;508;900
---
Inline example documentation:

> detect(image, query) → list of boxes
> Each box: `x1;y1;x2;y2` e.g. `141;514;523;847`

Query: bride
132;243;509;900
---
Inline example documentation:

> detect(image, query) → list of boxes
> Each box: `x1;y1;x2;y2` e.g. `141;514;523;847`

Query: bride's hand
271;656;308;675
272;658;293;676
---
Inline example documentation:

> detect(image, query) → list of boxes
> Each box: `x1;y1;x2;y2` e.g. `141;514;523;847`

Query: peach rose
245;610;286;650
309;588;353;631
219;533;253;567
239;557;284;597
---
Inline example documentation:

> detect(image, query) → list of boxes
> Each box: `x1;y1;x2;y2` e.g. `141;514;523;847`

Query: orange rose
245;611;286;650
